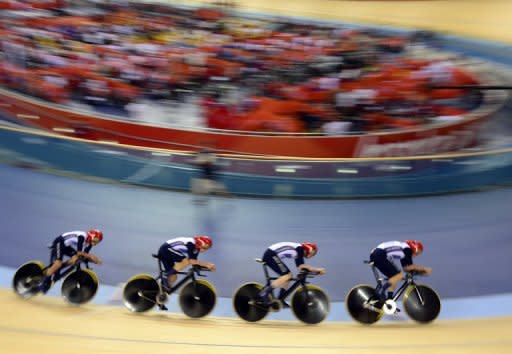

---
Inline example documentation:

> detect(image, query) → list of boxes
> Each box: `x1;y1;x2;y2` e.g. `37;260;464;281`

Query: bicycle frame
154;255;205;295
45;257;90;285
367;260;421;303
46;241;92;282
258;259;311;302
394;272;429;307
281;273;314;301
389;273;415;302
60;259;88;278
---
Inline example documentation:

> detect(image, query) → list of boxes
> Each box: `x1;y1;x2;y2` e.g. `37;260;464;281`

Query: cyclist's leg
44;239;64;277
166;259;189;288
158;245;186;290
39;240;64;293
371;250;401;301
258;250;291;302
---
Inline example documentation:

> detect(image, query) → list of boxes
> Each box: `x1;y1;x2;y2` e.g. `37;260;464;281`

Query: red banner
0;90;494;158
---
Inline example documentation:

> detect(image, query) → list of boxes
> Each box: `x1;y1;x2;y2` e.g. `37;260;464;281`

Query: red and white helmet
194;235;212;250
86;229;103;244
301;242;318;258
405;240;424;256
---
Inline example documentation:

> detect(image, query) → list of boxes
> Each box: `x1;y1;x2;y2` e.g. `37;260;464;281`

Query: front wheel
291;284;330;324
403;284;441;323
123;274;160;312
345;284;383;325
179;280;217;318
61;269;99;305
232;282;269;322
12;261;46;299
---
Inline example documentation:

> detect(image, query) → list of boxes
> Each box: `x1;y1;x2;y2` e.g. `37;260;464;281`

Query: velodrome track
2;163;512;300
2;0;512;353
1;163;512;353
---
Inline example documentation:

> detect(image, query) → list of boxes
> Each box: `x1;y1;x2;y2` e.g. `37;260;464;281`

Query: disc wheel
61;269;99;305
232;282;269;322
291;285;330;324
403;284;441;323
123;274;160;312
179;280;217;318
12;261;46;299
345;284;383;325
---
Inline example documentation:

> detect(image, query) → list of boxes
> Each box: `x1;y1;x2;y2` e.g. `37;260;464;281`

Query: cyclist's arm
298;264;326;274
75;251;102;265
189;259;216;271
403;264;431;274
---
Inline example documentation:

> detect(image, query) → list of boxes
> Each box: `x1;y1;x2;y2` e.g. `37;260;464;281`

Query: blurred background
1;0;512;320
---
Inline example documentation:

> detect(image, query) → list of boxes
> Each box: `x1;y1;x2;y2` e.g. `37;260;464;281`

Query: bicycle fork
412;285;425;305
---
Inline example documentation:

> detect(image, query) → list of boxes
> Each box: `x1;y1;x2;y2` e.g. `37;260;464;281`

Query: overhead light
275;167;296;173
17;114;39;119
52;127;75;133
97;139;119;144
93;149;126;156
275;165;311;173
336;168;358;174
151;151;172;157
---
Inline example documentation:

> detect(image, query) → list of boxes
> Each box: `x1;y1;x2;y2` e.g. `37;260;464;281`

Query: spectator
190;148;229;200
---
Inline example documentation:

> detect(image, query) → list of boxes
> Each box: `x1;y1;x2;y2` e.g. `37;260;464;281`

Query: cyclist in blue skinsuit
370;240;432;302
257;241;325;307
39;229;103;293
157;235;216;291
155;235;216;310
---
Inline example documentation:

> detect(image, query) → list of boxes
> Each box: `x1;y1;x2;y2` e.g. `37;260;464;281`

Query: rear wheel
123;274;160;312
403;284;441;323
12;261;46;299
345;284;383;325
179;280;217;318
232;282;269;322
61;269;98;305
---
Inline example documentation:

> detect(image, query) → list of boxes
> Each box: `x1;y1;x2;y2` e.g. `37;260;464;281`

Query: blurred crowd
0;1;484;134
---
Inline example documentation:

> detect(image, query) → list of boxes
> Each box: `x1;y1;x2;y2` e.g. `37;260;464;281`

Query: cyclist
370;240;432;302
258;241;325;307
157;235;216;293
39;229;103;293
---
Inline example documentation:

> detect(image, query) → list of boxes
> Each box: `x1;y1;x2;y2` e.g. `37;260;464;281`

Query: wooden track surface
200;0;512;44
1;289;511;354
